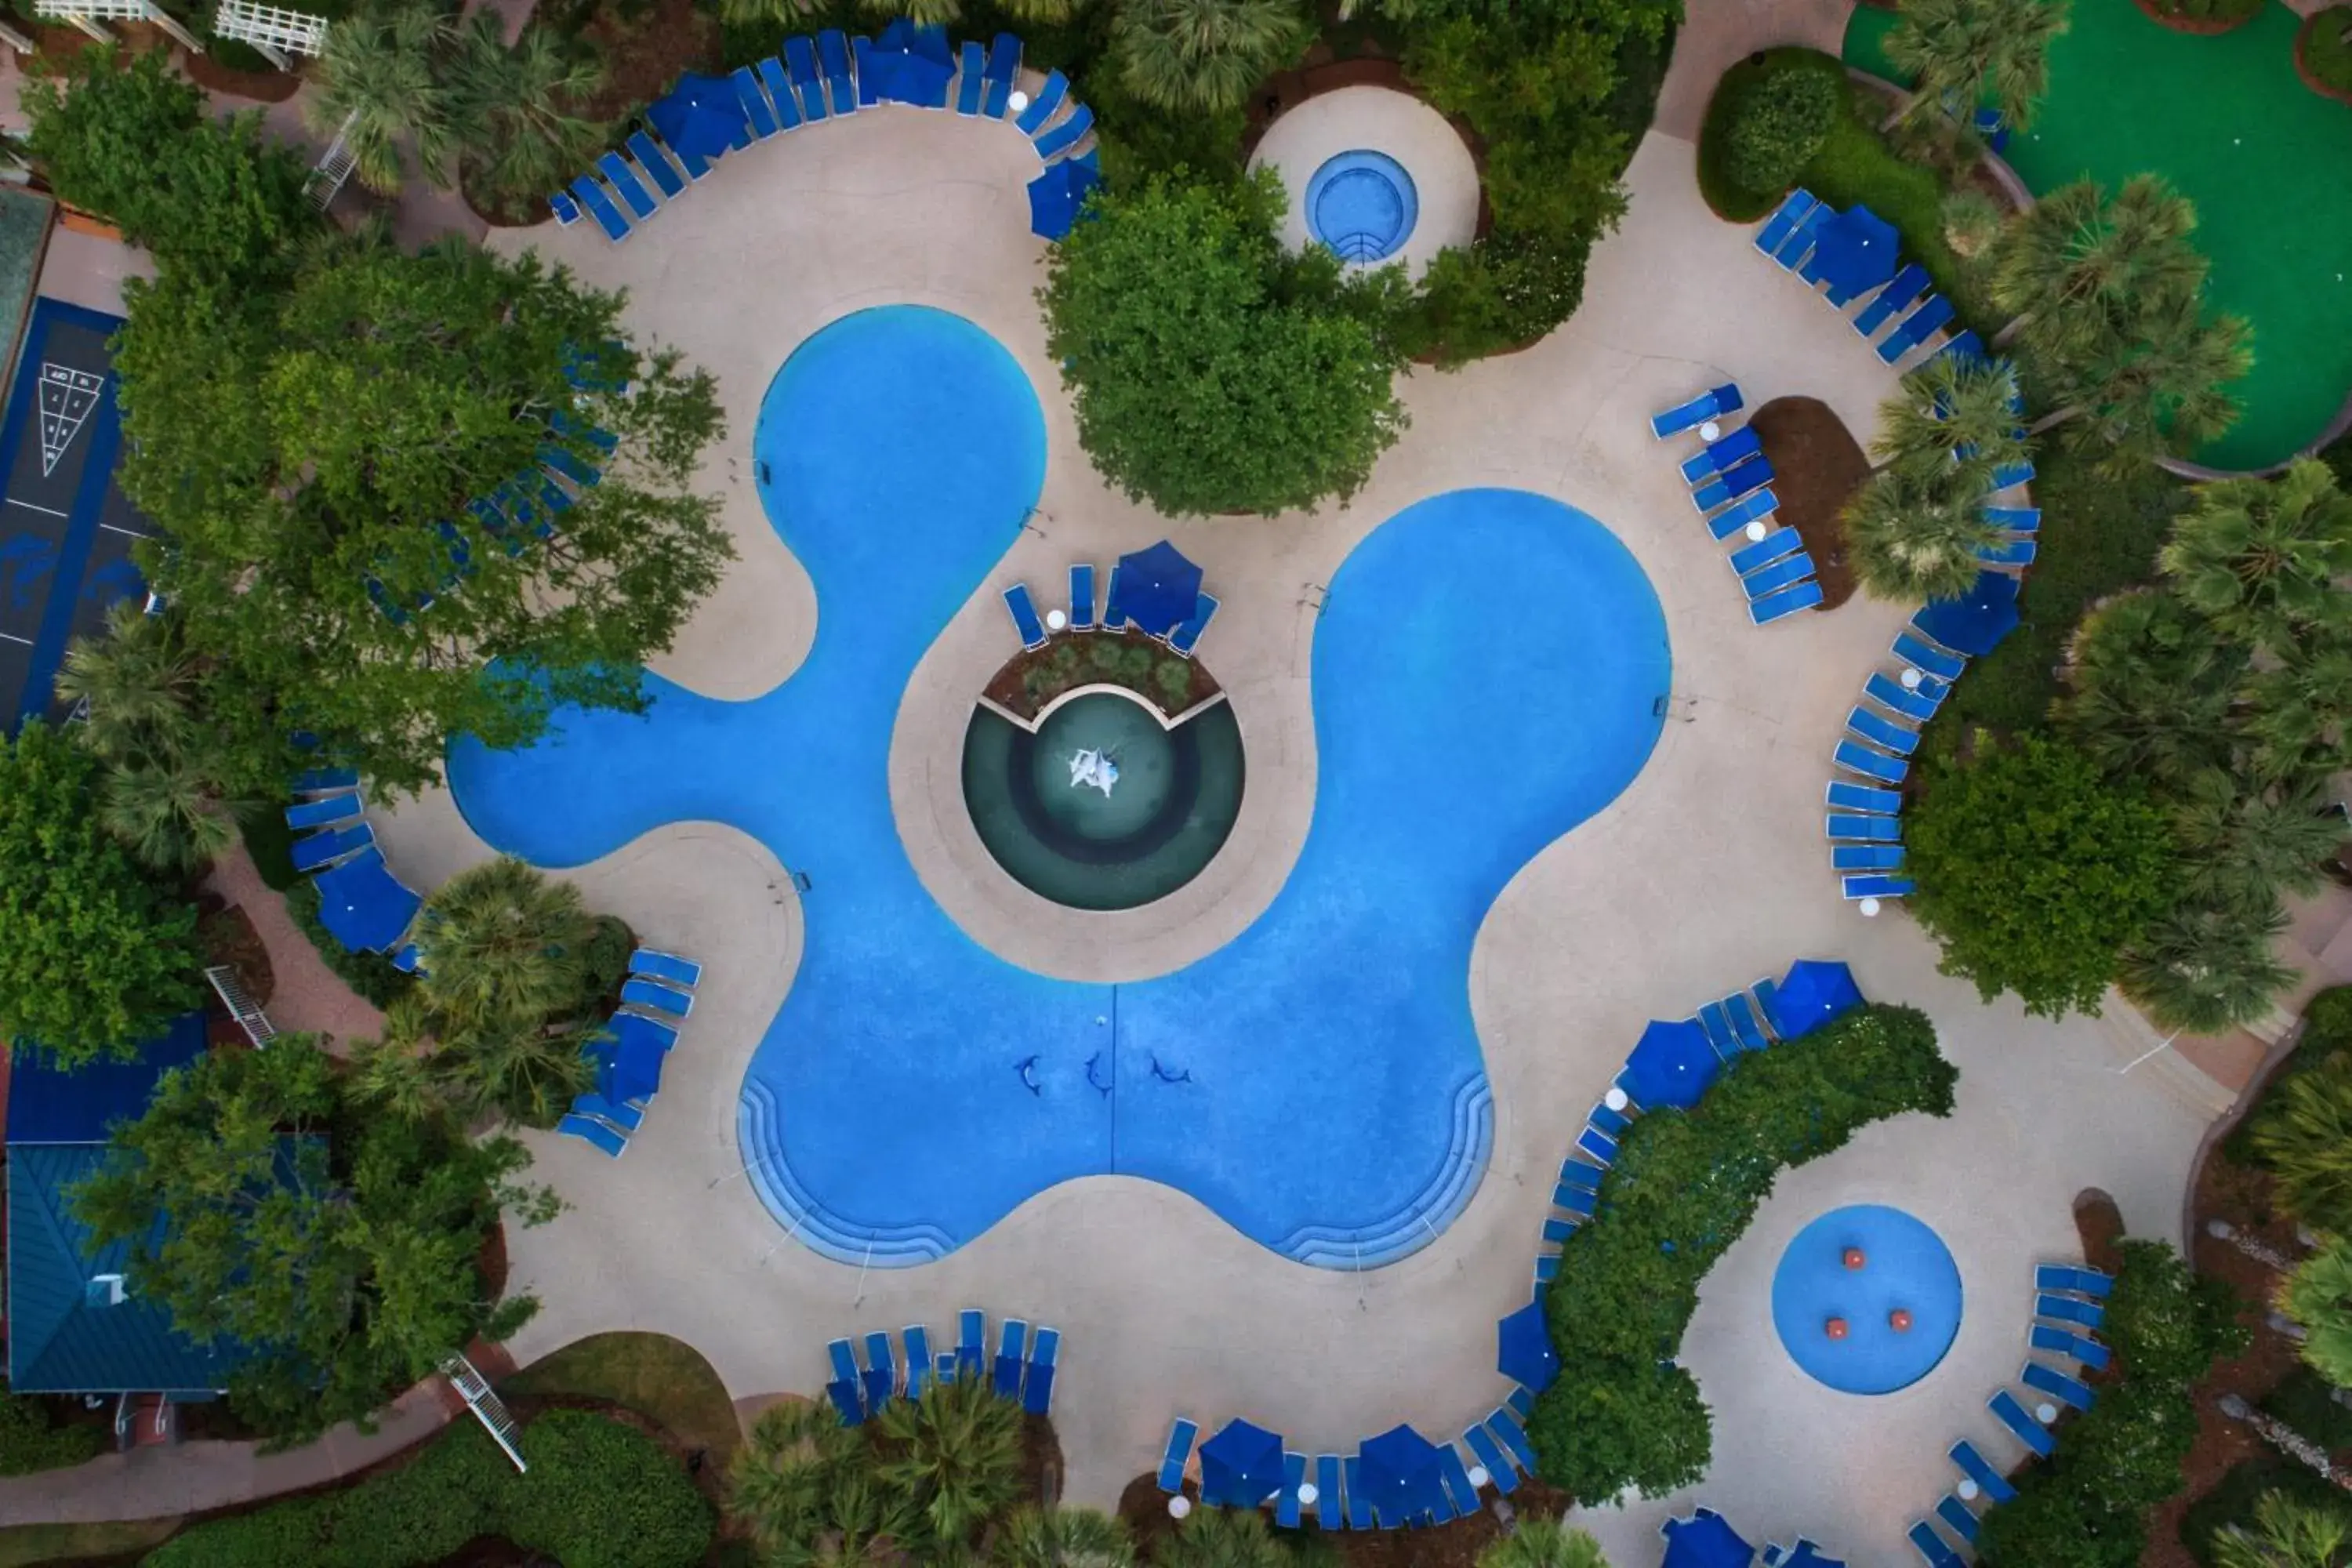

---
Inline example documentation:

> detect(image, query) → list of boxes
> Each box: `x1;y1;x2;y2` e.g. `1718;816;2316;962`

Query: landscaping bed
180;48;302;103
982;630;1220;724
1115;1469;1573;1567
1749;397;1867;612
2133;0;2266;36
2300;8;2352;103
500;1332;741;1467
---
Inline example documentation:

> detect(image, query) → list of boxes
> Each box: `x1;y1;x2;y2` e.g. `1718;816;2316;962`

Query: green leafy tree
118;241;730;795
1155;1506;1288;1568
1881;0;2071;132
1039;172;1407;517
872;1375;1023;1550
0;723;204;1064
1907;736;2179;1018
1109;0;1310;114
991;1505;1134;1568
2158;462;2352;655
70;1036;556;1442
2251;1054;2352;1236
2118;898;2295;1036
2279;1236;2352;1393
2214;1488;2352;1568
307;1;462;195
451;15;611;216
1478;1521;1612;1568
1987;176;2204;354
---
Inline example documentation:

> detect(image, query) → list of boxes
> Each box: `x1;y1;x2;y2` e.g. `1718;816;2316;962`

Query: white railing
203;964;277;1046
303;108;360;212
439;1352;528;1472
212;0;326;68
31;0;201;49
0;20;34;51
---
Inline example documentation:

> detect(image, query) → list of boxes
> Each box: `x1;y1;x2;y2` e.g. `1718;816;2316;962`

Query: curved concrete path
1247;85;1479;278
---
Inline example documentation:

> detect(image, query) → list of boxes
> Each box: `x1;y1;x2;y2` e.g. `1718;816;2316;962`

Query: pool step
736;1080;957;1267
1280;1070;1494;1269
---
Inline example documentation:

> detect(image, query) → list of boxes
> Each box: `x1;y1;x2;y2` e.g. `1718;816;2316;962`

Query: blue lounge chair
853;35;884;107
1024;1326;1058;1414
1437;1443;1478;1518
904;1324;932;1399
292;765;358;795
597;152;659;219
539;442;601;491
1693;456;1773;513
1742;553;1817;600
785;35;829;121
1507;1386;1534;1421
2030;1323;2111;1370
825;1378;864;1425
1464;1425;1517;1494
1991;1389;2056;1457
2038;1264;2114;1298
1986;506;2041;534
981;33;1020;117
1909;1520;1965;1568
1853;263;1931;338
817;29;857;115
958;1308;985;1377
629;948;702;989
2024;1360;2095;1412
1977;537;2037;568
1991;459;2034;490
1557;1159;1603;1192
1936;1495;1980;1543
392;942;423;974
1774;202;1831;267
1842;874;1914;900
1168;593;1218;658
828;1338;861;1389
1753;188;1820;258
1015;69;1069;135
1652;383;1744;440
1157;1417;1198;1492
1534;1251;1559;1285
1848;706;1921;756
549;187;581;226
993;1319;1027;1399
569;176;630;242
2038;1293;2105;1328
571;1091;643;1133
1004;583;1048;650
622;976;694;1018
1728;527;1802;576
955;41;985;115
1706;487;1778;541
757;58;803;129
1726;993;1771;1051
1588;1101;1630;1138
1034;103;1094;162
1486;1408;1539;1474
1835;739;1909;785
1577;1126;1617;1164
1867;670;1947;724
1826;779;1904;815
1878;296;1955;364
1827;813;1902;842
1698;1001;1739;1058
292;822;373;873
557;1113;626;1156
288;791;362;831
1552;1183;1596;1216
862;1331;896;1410
1541;1216;1579;1244
1951;1439;2020;1504
1345;1455;1372;1529
1277;1452;1308;1528
1834;844;1906;872
1068;563;1095;630
732;64;779;138
1751;579;1824;624
1317;1454;1344;1526
1681;425;1762;482
1933;329;1987;370
1893;633;1967;685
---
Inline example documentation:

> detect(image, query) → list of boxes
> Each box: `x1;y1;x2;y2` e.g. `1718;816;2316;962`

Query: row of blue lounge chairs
557;948;706;1158
1153;1393;1542;1530
1755;190;1967;369
551;27;1095;244
826;1311;1058;1425
1910;1263;2113;1566
1004;562;1218;657
1823;621;1982;902
283;771;429;958
1650;383;1824;625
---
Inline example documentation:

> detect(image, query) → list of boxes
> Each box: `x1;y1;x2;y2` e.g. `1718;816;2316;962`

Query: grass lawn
1847;2;2352;470
0;1517;181;1567
500;1331;742;1465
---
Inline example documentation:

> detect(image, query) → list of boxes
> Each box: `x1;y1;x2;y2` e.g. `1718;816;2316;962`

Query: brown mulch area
981;628;1221;723
579;0;719;131
2131;0;2263;34
477;1219;510;1301
2298;15;2352;106
1750;397;1869;612
1116;1470;1573;1567
198;903;274;1009
183;48;303;102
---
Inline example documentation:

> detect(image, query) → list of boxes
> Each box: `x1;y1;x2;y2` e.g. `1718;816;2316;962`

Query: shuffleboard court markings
36;363;103;477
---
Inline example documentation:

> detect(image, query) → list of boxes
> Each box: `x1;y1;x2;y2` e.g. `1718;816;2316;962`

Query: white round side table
1045;608;1067;632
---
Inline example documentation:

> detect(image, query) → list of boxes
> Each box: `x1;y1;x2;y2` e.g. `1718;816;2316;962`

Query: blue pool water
1771;1205;1964;1394
450;305;1671;1268
1306;150;1417;264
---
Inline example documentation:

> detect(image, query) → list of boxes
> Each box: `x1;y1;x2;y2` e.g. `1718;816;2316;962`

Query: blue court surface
450;306;1673;1268
0;298;156;732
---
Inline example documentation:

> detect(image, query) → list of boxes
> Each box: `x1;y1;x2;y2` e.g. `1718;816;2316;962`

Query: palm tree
440;1014;596;1126
715;0;820;25
2214;1487;2352;1568
1110;0;1311;114
731;1399;865;1555
2252;1055;2352;1236
345;1029;447;1124
1479;1520;1613;1568
990;1505;1134;1568
2158;462;2352;653
1842;468;2005;602
1940;188;2007;263
307;1;462;195
2060;590;2245;786
1869;354;2030;490
96;747;242;873
1881;0;2071;132
871;1375;1023;1552
411;855;596;1032
2239;644;2352;789
1987;176;2204;354
53;601;198;760
1153;1507;1288;1568
450;16;608;214
2279;1237;2352;1395
2027;284;2252;472
2169;770;2344;916
2118;898;2295;1036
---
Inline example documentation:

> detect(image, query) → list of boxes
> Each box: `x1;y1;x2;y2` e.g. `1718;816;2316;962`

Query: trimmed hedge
1526;1005;1958;1501
1720;69;1838;200
143;1410;711;1567
0;1389;107;1477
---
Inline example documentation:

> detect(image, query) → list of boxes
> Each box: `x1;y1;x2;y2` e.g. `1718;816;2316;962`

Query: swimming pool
1306;150;1419;265
451;306;1672;1267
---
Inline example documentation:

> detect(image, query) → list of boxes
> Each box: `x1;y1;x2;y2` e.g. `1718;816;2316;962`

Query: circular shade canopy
1772;1204;1962;1395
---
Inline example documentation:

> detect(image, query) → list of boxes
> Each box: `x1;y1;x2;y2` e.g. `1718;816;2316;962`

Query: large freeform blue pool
450;305;1672;1268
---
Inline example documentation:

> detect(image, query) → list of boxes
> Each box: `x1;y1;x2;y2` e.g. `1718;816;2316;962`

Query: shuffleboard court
0;297;154;731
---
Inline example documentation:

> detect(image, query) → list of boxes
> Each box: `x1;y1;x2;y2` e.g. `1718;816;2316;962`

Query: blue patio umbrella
1661;1508;1756;1568
1028;158;1102;241
314;852;421;954
648;73;749;161
1915;569;2021;658
1113;539;1204;637
601;1024;667;1103
1808;205;1901;298
1621;1018;1720;1111
1197;1418;1284;1507
892;52;953;103
1357;1425;1446;1522
1496;1301;1558;1393
1777;1544;1845;1568
1765;959;1866;1041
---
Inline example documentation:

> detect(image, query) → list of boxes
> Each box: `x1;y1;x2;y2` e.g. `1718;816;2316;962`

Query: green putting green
1846;3;2352;471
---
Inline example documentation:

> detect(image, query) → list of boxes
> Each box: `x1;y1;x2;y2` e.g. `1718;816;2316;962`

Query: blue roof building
5;1014;246;1396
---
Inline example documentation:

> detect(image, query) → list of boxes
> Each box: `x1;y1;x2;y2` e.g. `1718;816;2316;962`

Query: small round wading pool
1771;1204;1964;1394
1305;149;1419;264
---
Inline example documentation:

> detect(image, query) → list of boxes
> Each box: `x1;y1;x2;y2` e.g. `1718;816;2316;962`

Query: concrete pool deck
356;109;2226;1561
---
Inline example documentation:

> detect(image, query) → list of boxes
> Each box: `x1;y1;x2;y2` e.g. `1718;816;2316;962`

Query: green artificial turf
1846;2;2352;471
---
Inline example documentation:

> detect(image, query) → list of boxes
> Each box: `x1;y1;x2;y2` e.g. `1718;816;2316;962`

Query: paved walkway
203;840;386;1047
1247;85;1479;278
1653;0;1858;140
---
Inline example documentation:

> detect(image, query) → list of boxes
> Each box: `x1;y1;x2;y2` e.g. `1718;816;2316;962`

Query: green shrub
1408;230;1591;369
2258;1365;2352;1454
0;1388;107;1477
1527;1005;1956;1501
1720;69;1838;199
1152;658;1192;706
2306;9;2352;96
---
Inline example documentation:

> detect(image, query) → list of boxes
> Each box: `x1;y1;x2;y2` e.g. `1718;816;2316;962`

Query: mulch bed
199;902;274;1009
1116;1469;1574;1568
578;0;719;135
1750;397;1869;612
183;48;303;103
981;628;1221;724
2297;13;2352;107
2130;0;2264;35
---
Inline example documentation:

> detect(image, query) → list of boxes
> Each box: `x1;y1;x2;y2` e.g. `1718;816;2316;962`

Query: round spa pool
1305;149;1419;265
